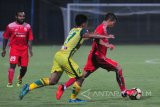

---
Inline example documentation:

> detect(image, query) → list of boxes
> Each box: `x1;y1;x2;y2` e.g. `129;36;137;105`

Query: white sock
63;85;67;90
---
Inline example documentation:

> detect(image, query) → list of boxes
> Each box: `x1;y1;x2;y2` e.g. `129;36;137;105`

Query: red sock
64;78;76;88
8;68;15;84
118;69;126;92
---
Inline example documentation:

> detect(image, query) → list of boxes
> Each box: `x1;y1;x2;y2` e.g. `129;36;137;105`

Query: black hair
104;13;117;21
75;14;88;26
15;10;25;16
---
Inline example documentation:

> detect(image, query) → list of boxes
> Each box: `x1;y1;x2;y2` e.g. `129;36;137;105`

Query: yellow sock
70;82;81;100
29;78;49;90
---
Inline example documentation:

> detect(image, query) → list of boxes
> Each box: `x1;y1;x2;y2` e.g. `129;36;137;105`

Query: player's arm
80;28;114;39
1;38;8;57
83;32;114;39
1;26;10;57
28;41;33;57
99;39;115;50
28;27;33;57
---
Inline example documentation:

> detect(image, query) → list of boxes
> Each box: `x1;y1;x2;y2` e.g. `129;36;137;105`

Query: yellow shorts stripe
68;58;79;78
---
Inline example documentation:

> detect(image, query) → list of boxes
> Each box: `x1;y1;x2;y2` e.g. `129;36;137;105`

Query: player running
69;13;135;103
1;10;33;87
19;14;114;100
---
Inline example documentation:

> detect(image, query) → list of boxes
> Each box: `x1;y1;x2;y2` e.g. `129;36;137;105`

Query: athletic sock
118;69;126;92
64;78;76;88
29;78;49;90
70;82;81;99
8;68;15;84
19;68;27;80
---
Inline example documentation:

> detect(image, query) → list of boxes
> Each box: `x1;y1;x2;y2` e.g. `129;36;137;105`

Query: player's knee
21;66;27;72
49;78;58;85
116;64;122;71
10;64;16;69
84;71;92;78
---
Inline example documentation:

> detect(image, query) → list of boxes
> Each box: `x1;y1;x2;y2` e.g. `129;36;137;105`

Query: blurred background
0;0;160;45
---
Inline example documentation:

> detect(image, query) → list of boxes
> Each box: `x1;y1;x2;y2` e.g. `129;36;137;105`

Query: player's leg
98;57;126;93
114;65;136;97
99;57;134;97
69;54;97;102
19;53;63;100
69;71;92;103
7;47;19;87
56;57;85;100
17;66;27;86
19;71;63;100
7;63;16;87
17;49;29;86
29;71;63;90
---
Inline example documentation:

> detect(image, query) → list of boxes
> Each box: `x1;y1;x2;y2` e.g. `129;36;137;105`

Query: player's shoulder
95;23;106;34
8;22;16;28
96;23;104;29
24;23;31;28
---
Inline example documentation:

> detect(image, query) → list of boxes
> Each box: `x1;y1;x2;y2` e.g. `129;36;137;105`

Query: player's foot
7;83;13;87
126;89;136;96
17;79;22;87
68;98;87;103
121;89;136;97
17;76;22;87
121;90;127;97
19;84;29;100
56;84;64;100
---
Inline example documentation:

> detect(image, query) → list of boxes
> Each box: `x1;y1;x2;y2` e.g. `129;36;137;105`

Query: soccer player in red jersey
1;11;33;87
69;13;135;102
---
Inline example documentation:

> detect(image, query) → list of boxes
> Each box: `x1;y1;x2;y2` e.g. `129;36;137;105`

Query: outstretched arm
99;39;115;50
83;32;114;39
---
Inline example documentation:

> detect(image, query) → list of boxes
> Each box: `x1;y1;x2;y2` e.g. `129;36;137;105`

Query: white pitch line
145;59;160;64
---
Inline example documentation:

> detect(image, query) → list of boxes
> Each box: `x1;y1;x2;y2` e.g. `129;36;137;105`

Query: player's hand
1;50;6;57
109;44;115;50
106;34;115;39
29;50;33;57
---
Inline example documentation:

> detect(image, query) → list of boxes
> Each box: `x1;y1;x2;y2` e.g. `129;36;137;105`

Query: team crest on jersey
14;29;18;32
24;27;27;32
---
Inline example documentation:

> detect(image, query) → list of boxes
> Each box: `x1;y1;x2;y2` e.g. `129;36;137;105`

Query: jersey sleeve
80;28;88;37
28;27;33;41
3;26;11;39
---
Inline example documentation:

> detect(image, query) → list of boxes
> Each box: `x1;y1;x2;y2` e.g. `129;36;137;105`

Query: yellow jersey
60;27;87;57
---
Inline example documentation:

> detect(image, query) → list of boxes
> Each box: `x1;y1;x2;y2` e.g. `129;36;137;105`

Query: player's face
108;20;116;27
16;12;25;24
82;22;88;28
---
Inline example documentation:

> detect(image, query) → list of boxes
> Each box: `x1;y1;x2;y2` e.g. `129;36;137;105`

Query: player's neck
76;26;84;28
102;21;109;28
15;21;24;25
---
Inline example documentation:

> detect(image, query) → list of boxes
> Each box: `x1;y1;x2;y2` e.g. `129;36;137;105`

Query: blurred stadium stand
0;0;160;45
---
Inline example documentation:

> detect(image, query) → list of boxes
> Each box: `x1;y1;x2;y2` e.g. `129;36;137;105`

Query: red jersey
3;22;33;50
91;23;108;56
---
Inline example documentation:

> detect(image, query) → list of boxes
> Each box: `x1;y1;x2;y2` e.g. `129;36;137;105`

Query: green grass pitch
0;45;160;107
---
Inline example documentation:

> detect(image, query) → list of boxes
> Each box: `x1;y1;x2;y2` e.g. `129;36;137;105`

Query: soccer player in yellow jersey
19;14;114;101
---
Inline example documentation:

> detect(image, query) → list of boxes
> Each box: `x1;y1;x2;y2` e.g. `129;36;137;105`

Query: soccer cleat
68;98;87;103
126;89;136;96
56;84;64;100
7;83;13;88
17;80;22;87
19;84;30;100
121;92;127;97
121;89;136;97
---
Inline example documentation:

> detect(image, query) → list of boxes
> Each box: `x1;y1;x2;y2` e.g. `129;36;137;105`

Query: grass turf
0;45;160;107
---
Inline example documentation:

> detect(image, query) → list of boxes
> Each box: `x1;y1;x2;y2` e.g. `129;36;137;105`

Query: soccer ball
129;88;142;100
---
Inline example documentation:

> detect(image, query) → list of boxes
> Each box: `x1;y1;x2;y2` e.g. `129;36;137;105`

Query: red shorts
9;47;29;67
84;53;118;72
